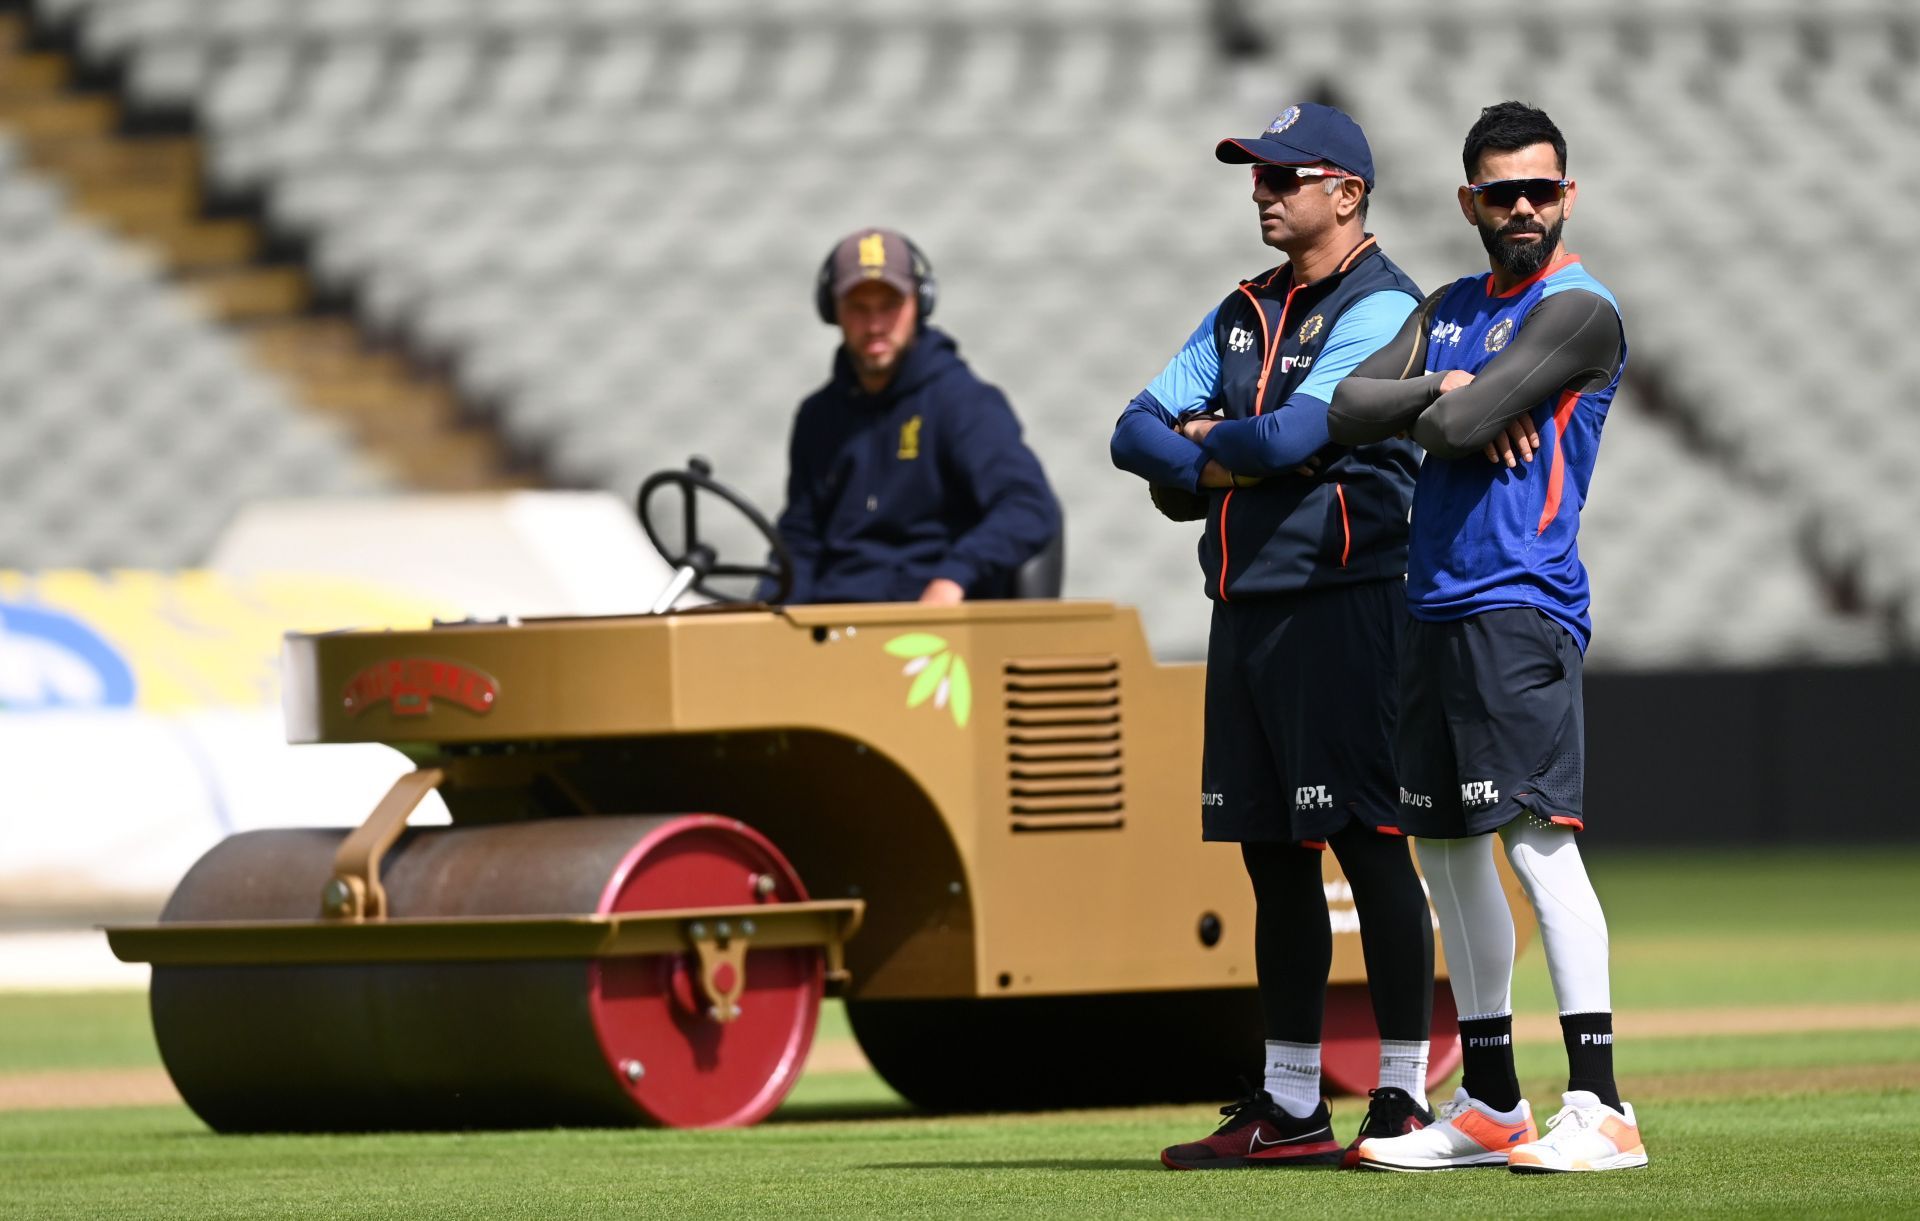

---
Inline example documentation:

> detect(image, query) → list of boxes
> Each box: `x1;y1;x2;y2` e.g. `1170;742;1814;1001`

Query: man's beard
1479;214;1564;279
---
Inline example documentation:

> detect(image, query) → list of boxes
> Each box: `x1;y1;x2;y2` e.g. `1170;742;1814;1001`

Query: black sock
1560;1012;1621;1111
1457;1014;1522;1112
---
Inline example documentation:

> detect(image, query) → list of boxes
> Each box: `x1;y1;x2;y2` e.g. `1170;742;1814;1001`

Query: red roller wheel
1320;983;1461;1097
588;816;823;1128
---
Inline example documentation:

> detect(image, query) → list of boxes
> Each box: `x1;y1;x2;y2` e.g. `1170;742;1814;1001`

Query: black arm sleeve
1410;290;1623;460
1326;287;1447;446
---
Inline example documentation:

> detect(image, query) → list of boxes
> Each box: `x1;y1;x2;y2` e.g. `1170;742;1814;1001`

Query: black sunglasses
1467;178;1572;209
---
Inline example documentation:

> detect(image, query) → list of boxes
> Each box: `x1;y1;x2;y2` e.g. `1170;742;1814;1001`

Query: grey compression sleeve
1326;297;1445;445
1410;290;1623;459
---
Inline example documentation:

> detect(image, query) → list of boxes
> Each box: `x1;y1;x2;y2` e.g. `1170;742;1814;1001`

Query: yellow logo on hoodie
897;414;923;460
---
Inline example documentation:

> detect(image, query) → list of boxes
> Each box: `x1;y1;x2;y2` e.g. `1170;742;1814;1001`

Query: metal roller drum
149;814;822;1131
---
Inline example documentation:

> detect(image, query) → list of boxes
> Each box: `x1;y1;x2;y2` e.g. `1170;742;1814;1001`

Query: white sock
1262;1040;1321;1119
1377;1039;1430;1109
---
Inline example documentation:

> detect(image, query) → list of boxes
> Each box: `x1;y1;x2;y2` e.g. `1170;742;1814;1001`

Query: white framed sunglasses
1250;164;1362;193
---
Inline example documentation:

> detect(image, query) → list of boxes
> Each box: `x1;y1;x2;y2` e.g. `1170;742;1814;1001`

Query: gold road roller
107;461;1531;1129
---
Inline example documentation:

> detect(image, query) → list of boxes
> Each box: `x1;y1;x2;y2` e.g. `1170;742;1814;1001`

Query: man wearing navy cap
1112;102;1439;1169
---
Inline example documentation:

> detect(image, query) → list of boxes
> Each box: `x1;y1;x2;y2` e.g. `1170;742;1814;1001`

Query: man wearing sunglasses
1328;101;1646;1175
1112;102;1440;1170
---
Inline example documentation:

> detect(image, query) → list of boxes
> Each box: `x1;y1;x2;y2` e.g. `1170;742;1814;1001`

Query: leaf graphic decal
948;655;972;727
884;633;948;660
884;632;972;729
907;650;952;707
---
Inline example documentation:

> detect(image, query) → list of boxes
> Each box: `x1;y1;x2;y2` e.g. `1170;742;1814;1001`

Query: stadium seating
0;135;383;568
10;0;1915;662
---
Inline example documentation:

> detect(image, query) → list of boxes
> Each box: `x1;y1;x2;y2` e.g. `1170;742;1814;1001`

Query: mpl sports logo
342;658;499;718
1294;784;1334;811
1228;325;1255;353
1430;319;1465;346
1460;780;1501;809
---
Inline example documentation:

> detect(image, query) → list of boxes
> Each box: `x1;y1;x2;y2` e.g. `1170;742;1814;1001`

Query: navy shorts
1201;579;1405;844
1395;607;1585;838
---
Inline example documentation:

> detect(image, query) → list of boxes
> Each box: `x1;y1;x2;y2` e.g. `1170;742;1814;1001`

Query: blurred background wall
1;0;1915;858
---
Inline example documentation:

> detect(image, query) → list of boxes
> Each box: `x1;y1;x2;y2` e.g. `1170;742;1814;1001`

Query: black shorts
1395;607;1585;838
1201;579;1405;844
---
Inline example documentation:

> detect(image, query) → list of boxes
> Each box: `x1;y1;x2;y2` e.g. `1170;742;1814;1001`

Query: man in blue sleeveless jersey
1112;102;1439;1170
1329;102;1648;1175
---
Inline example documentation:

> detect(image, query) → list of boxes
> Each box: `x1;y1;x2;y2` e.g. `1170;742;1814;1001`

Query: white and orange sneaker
1508;1091;1648;1174
1355;1087;1537;1172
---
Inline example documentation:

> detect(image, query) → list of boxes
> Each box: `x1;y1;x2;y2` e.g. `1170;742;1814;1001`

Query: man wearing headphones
764;228;1060;605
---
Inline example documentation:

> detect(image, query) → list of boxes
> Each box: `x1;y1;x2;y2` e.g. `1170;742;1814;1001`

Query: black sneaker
1161;1089;1344;1169
1342;1086;1435;1168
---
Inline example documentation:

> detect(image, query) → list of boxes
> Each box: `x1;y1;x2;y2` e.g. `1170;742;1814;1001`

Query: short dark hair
1461;101;1566;181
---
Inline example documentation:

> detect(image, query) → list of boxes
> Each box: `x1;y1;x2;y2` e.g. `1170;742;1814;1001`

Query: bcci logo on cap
1265;106;1301;136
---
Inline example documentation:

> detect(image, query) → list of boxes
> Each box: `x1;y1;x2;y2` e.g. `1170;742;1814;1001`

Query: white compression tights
1416;819;1612;1019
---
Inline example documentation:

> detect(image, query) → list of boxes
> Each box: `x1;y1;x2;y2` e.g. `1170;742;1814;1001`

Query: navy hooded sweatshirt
767;327;1060;605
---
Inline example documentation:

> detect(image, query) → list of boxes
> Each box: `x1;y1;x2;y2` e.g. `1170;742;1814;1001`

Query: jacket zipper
1219;278;1302;600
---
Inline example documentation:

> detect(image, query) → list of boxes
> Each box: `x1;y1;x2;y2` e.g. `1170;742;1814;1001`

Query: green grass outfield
1;847;1916;1219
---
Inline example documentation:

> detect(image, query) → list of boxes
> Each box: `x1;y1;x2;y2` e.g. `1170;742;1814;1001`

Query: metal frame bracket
685;918;751;1023
322;768;445;922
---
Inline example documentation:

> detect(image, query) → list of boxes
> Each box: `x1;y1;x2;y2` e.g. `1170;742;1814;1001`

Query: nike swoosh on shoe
1249;1126;1332;1151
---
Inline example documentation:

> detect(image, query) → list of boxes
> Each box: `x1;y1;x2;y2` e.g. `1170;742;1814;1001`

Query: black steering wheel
636;457;794;606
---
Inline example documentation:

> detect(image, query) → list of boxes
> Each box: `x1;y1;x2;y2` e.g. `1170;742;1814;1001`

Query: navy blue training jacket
1112;239;1422;600
766;327;1060;605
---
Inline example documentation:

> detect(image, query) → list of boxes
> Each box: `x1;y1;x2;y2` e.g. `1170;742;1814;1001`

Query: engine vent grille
1004;655;1123;832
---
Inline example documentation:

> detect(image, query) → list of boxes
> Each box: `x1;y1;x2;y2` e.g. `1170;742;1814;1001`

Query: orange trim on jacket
1336;235;1379;274
1333;483;1352;567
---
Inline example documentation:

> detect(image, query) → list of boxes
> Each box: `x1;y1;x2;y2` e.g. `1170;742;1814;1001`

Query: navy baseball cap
1216;102;1375;190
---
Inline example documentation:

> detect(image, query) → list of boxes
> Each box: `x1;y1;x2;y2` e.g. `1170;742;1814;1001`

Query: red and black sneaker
1160;1090;1344;1170
1341;1086;1435;1168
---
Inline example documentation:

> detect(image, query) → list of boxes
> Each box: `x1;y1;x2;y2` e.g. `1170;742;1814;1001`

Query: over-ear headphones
814;232;938;325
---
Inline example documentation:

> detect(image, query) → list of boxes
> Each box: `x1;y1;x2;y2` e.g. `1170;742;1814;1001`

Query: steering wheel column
638;458;794;610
